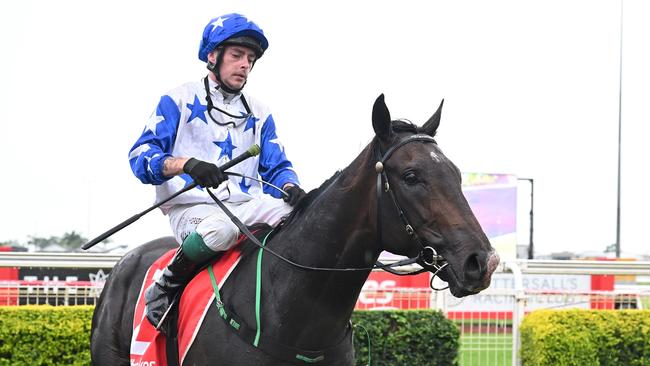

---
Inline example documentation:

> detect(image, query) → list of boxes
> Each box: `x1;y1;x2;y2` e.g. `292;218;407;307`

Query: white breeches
168;195;292;252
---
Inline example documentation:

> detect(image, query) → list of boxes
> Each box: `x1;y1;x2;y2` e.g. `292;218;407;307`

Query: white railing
2;255;650;365
0;280;101;306
513;259;650;275
0;252;122;268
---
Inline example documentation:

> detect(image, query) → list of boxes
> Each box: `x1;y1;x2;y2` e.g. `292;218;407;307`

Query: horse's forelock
392;119;438;138
391;119;418;133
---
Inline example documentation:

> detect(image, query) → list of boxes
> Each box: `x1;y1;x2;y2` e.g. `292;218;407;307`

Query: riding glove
283;185;307;206
183;158;226;188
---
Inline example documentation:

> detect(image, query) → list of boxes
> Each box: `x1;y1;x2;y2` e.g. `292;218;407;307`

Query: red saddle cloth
129;244;243;366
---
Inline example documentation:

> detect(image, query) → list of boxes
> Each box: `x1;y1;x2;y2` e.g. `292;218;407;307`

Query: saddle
129;228;268;366
130;225;352;365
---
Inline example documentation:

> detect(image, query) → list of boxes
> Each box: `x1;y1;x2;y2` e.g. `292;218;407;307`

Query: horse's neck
263;157;380;348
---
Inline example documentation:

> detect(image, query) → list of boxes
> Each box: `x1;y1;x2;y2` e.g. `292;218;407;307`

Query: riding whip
81;144;261;250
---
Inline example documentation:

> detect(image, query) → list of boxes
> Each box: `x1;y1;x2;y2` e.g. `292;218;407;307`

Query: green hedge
0;306;458;366
352;310;459;366
0;306;93;366
520;309;650;366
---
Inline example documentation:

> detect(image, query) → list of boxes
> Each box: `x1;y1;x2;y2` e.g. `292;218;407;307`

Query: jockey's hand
283;185;306;206
183;158;226;188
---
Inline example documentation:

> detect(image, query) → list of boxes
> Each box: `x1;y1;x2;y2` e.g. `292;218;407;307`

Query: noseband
374;134;449;285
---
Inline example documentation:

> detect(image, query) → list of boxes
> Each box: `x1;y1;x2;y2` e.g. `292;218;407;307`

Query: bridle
206;133;450;288
373;134;449;288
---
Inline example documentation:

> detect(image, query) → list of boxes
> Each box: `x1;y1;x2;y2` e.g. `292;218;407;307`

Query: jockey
128;13;306;329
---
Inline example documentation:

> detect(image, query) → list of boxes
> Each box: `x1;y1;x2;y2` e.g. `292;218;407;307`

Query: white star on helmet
210;16;228;30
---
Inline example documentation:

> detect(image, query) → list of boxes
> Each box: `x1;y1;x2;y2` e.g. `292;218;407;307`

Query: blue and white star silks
186;95;208;124
144;113;164;135
144;153;161;176
239;176;251;194
179;173;204;190
244;115;259;134
214;131;237;160
128;78;300;214
269;137;285;153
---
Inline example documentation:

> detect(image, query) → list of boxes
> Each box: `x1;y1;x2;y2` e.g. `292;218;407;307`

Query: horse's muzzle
442;250;500;297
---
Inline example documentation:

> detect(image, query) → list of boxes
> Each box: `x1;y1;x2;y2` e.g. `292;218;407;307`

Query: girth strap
207;264;354;364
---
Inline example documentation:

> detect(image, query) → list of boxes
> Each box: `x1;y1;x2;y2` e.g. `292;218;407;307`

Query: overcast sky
1;1;648;257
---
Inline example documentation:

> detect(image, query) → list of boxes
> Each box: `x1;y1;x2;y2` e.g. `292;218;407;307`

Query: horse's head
371;94;499;297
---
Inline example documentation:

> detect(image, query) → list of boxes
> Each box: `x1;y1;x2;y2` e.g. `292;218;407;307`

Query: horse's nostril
487;252;500;273
463;253;483;281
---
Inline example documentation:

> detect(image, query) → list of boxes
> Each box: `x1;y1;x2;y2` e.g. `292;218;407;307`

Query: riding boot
145;232;217;329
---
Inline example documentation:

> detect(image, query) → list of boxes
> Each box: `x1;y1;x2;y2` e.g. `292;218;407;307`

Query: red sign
355;271;431;310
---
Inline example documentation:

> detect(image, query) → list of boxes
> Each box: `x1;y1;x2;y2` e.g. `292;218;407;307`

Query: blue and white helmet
198;13;269;62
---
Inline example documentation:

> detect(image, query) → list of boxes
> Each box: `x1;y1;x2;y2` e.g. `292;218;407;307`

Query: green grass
459;333;513;366
452;318;513;327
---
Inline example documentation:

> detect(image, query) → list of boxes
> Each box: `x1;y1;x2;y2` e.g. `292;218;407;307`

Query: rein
206;188;419;272
200;133;451;364
211;133;449;283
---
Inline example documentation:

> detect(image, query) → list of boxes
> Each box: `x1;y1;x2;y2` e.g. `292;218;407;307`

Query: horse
90;94;500;365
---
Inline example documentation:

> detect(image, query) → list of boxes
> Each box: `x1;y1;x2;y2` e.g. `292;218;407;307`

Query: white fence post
507;261;525;366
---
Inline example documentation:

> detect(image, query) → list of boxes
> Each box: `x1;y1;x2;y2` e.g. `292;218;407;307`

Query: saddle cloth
129;242;244;366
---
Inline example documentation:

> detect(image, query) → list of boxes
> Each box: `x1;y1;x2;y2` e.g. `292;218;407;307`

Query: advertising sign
462;173;518;262
356;271;430;310
446;273;592;314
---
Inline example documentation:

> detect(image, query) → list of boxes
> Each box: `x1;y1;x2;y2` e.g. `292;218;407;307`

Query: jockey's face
209;45;257;91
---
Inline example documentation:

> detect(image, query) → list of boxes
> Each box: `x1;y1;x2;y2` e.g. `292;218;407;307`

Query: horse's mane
279;119;434;228
280;170;343;227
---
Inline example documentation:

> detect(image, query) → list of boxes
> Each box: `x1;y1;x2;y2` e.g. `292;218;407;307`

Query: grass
459;333;513;366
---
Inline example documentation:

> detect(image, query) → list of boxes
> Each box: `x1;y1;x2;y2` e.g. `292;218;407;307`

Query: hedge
0;306;93;366
520;309;650;366
0;306;458;366
352;310;459;366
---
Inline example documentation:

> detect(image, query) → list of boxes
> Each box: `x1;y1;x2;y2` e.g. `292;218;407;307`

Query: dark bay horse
91;95;499;365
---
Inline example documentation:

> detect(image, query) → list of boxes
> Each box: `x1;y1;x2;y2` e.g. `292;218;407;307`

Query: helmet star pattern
210;16;228;30
198;13;268;62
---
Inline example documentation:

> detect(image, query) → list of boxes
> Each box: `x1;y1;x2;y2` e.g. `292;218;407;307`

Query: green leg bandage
181;232;217;263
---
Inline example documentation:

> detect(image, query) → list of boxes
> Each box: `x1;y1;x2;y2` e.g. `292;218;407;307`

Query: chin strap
207;48;245;94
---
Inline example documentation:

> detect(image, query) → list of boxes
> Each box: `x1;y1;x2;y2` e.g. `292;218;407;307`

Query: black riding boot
145;246;201;329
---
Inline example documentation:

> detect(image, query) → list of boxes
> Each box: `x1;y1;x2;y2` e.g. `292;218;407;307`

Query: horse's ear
422;99;444;136
372;94;392;141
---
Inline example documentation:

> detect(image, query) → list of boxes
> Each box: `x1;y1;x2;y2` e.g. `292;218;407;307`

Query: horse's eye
403;171;418;185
